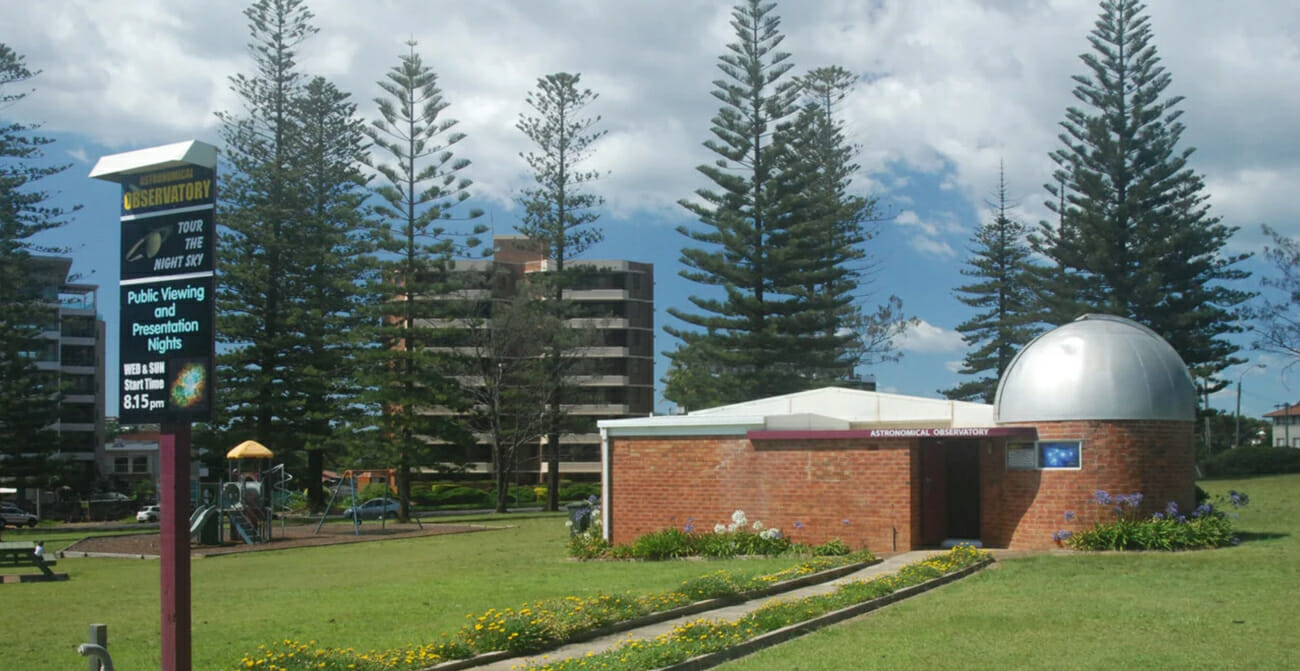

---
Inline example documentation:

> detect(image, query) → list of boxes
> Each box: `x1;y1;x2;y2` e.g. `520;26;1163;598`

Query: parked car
343;498;400;520
1;503;39;528
136;505;161;523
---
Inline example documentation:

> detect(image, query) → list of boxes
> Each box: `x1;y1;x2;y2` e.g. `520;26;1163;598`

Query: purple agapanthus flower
684;517;695;534
793;521;804;529
1231;536;1241;546
1229;491;1250;508
1129;492;1144;507
1093;490;1112;505
1051;530;1073;542
1152;512;1164;520
841;519;851;526
1165;501;1179;517
1064;510;1076;522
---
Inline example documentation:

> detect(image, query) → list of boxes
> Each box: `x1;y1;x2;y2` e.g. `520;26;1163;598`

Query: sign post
92;140;217;671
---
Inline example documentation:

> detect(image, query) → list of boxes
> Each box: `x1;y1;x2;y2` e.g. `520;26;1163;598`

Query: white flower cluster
712;510;780;539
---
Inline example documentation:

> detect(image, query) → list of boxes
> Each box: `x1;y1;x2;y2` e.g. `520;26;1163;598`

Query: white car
136;505;161;522
1;503;39;527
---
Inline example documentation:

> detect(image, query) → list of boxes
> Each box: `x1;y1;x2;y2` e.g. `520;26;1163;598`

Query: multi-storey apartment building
438;236;654;481
29;256;106;488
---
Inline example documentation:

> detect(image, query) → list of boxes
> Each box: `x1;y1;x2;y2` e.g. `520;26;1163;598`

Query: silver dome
995;314;1197;423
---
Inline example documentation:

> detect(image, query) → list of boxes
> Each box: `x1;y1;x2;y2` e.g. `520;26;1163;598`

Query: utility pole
1235;364;1265;448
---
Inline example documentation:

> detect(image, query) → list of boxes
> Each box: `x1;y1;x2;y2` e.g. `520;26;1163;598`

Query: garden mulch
60;520;495;559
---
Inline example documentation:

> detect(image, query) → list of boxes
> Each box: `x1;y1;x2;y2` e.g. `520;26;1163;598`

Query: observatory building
598;315;1198;550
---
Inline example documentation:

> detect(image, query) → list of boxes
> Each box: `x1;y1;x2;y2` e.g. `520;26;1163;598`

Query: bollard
82;624;111;671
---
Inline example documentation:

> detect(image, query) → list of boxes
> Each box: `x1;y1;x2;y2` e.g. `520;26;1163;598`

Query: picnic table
0;540;59;580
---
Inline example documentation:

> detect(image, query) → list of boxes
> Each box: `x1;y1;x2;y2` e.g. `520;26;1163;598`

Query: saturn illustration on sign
124;225;172;262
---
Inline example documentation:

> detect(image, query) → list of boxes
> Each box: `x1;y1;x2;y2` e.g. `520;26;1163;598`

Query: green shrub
630;528;693;560
358;482;394;501
812;538;851;556
433;486;492;506
558;483;600;501
1061;489;1248;551
1204;446;1300;477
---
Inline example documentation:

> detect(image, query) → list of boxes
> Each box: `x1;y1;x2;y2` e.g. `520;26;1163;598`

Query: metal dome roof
995;314;1197;423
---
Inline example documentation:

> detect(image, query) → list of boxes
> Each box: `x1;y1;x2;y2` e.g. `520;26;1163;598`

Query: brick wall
608;437;916;552
981;420;1196;549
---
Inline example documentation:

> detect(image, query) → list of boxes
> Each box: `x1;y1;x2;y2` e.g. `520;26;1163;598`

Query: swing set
314;469;421;535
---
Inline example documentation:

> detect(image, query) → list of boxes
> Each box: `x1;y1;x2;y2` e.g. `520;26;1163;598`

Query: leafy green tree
450;270;582;513
668;0;853;410
362;40;484;521
943;165;1037;403
1251;225;1300;365
1030;0;1252;389
516;71;605;511
0;44;75;495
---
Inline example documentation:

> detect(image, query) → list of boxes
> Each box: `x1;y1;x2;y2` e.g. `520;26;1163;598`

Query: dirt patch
63;521;493;558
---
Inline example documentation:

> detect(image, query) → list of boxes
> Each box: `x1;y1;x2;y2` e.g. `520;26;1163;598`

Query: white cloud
895;319;965;353
944;360;964;374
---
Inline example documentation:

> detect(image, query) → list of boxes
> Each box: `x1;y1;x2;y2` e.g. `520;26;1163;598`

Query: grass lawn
0;513;793;670
720;475;1300;670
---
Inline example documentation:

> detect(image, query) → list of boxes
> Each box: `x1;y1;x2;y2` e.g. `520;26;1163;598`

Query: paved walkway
478;550;942;671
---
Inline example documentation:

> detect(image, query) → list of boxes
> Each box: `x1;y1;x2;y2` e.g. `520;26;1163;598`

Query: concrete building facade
30;256;107;488
437;236;654;481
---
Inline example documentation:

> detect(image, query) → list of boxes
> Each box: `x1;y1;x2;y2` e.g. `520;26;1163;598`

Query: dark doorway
921;440;981;545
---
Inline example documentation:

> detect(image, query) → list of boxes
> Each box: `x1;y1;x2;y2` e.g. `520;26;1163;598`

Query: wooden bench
0;541;64;582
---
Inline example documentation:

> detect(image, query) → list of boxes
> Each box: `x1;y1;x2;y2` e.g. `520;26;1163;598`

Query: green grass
0;513;793;671
720;476;1300;670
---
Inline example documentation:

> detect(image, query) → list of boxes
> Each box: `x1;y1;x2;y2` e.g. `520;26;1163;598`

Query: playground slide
189;505;217;538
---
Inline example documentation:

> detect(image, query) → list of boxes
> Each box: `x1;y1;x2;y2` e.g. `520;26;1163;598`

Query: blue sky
7;0;1297;421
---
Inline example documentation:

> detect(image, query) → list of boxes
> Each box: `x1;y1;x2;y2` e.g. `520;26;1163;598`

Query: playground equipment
190;440;294;546
315;469;419;535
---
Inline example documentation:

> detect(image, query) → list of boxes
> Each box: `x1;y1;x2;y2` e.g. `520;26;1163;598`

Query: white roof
599;387;994;436
89;140;218;181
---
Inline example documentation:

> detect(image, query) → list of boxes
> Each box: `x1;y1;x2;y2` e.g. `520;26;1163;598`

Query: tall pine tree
667;0;884;409
0;43;76;491
362;41;483;521
943;165;1036;403
0;44;74;494
217;0;366;497
285;75;371;511
785;65;909;383
1031;0;1251;389
516;71;605;511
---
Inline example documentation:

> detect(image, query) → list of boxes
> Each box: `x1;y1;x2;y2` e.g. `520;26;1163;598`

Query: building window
114;457;129;473
1007;440;1082;470
133;456;149;473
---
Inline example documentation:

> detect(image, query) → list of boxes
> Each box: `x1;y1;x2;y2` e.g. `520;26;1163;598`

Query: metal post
87;623;108;671
1235;379;1243;448
159;424;192;671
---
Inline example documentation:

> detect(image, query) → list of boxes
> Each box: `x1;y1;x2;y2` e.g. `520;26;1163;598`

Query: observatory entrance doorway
920;439;982;546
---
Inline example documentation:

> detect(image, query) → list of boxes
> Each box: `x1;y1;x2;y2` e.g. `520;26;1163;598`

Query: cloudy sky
5;0;1298;422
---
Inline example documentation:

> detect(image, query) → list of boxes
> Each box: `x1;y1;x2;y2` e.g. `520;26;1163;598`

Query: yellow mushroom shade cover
226;440;274;460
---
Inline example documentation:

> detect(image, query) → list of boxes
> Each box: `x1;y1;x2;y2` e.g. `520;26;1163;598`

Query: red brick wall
608;419;1194;553
609;437;916;552
982;420;1196;549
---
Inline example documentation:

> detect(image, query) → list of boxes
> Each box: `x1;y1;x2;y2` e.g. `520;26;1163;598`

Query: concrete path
477;550;941;671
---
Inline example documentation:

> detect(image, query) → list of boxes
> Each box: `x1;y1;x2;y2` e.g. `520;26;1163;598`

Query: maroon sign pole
158;423;192;671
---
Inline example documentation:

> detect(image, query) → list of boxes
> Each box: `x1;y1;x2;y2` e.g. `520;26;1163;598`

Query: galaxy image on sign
1039;441;1081;469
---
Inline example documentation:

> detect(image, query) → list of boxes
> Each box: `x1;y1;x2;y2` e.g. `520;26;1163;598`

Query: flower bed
1053;489;1250;551
229;553;876;671
521;545;992;670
